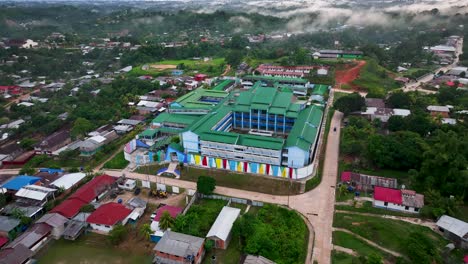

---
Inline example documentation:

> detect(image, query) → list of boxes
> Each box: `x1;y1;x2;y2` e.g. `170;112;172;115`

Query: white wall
287;146;309;168
90;223;113;233
373;200;420;213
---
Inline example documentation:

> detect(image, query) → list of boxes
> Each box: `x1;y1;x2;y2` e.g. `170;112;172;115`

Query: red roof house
373;186;402;204
341;171;352;182
0;86;21;95
50;175;116;219
50;197;87;218
0;236;8;248
154;205;183;221
87;203;132;232
194;74;208;82
70;174;116;203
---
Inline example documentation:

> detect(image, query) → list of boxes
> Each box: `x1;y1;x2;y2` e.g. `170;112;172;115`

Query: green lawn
173;199;226;237
332;250;357;264
130;58;226;77
103;151;129;169
179;166;302;195
333;213;448;255
203;238;242;264
352;60;400;97
332;231;392;260
37;234;152;264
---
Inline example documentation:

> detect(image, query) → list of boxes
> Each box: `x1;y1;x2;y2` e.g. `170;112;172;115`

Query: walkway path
332;245;357;256
332;227;402;257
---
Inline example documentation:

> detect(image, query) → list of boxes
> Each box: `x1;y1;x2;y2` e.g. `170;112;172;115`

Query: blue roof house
1;176;41;191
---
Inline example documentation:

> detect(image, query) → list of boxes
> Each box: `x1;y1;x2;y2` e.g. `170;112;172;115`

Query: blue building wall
181;131;200;153
233;111;296;133
286;146;309;168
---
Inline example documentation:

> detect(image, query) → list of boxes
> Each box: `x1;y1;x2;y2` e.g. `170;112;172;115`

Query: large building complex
129;74;329;179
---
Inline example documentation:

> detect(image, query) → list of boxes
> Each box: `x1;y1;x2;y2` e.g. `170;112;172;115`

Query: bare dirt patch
335;60;366;88
149;64;177;70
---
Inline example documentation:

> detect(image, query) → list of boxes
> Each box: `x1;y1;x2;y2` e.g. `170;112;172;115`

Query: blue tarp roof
136;139;150;149
2;175;41;191
39;168;64;174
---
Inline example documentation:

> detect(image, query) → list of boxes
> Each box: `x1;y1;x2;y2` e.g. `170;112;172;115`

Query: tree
71;117;94;139
334;93;365;115
387;115;406;132
204;239;214;251
108;224;128;245
19;166;35;176
79;204;95;213
139;223;152;240
225;50;243;68
19;138;37;150
159;211;175;231
405;232;441;264
367;253;383;264
197;176;216;195
387;92;411;108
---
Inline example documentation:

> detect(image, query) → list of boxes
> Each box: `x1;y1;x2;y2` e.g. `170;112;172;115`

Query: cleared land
131;58;226;77
36;233;152;264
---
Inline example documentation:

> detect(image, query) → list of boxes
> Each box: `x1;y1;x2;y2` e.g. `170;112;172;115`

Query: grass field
103;151;129;169
37;233;152;264
333;213;447;255
332;250;357;264
130;58;226;77
352;60;400;97
332;231;392;260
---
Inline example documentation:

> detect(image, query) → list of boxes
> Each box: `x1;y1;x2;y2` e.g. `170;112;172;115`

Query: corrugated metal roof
15;185;56;201
51;172;86;190
36;213;68;228
206;206;241;241
286;104;323;151
0;216;20;232
1;176;41;191
154;231;204;257
436;215;468;238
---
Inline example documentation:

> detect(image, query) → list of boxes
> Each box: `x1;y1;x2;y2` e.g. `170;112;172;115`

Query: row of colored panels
188;154;294;178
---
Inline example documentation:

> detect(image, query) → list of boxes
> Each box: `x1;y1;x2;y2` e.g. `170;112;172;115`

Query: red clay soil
335;60;366;86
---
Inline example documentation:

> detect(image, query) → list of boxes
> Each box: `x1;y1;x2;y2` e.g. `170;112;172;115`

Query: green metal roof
139;129;158;138
170;88;229;110
168;142;184;152
150;136;174;151
152;113;201;126
212;79;234;91
286;104;324;151
312;84;329;96
233;86;299;116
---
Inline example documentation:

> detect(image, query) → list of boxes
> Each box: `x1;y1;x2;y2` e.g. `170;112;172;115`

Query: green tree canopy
71;117;94;139
159;211;175;231
197;176;216;195
334;93;365;115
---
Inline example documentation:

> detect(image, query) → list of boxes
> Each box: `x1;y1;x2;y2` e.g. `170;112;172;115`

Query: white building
206;206;241;249
50;172;86;190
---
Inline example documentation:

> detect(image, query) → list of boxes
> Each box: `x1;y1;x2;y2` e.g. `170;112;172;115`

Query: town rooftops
430;45;456;52
427;105;450;112
154;205;183;221
87;202;132;226
1;176;41;191
206;206;241;241
36;213;68;228
0;244;34;264
36;130;70;149
9;223;52;249
117;119;142;126
365;98;386;108
15;185;56;201
50;172;86;190
436;215;468;239
50;197;86;218
374;186;424;208
0;216;20;233
154;231;204;258
69;174;116;203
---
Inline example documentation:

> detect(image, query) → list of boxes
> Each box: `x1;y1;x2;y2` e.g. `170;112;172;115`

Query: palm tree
139;223;152;240
159;211;175;231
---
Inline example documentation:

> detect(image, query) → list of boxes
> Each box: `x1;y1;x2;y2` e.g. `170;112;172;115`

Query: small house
341;171;398;192
1;175;41;192
36;213;68;239
0;244;34;264
153;231;205;264
50;172;86;191
436;215;468;249
242;255;276;264
9;223;52;252
373;186;424;213
150;205;183;242
206;206;241;249
86;202;132;233
15;185;57;206
34;130;71;155
427;105;450;118
118;179;136;191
